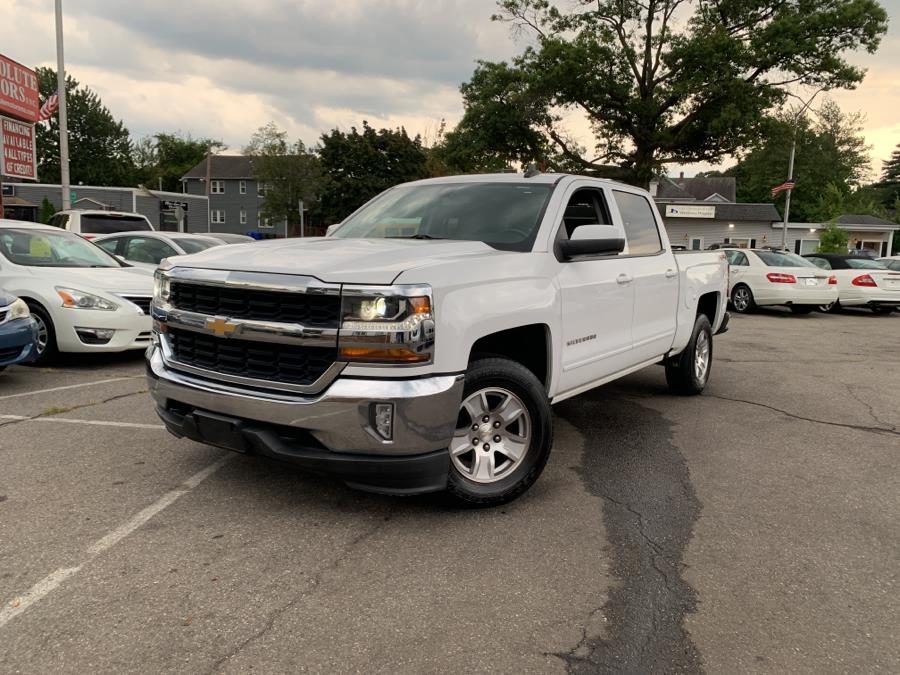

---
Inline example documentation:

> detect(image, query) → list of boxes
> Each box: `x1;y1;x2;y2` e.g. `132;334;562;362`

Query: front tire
24;302;58;366
789;305;815;314
446;358;552;507
665;314;713;396
730;285;755;313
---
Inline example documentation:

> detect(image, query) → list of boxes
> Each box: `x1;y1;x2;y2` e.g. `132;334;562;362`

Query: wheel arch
468;323;552;391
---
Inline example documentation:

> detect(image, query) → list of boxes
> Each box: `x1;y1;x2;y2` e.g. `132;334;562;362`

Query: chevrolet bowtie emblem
207;317;238;337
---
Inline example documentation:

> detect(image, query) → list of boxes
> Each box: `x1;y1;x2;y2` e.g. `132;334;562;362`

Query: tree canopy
35;67;135;186
318;121;428;223
133;133;224;192
444;0;887;184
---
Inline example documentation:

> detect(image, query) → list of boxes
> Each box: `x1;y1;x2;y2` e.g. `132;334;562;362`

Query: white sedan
804;253;900;314
94;231;226;269
0;220;154;364
725;248;837;314
877;256;900;272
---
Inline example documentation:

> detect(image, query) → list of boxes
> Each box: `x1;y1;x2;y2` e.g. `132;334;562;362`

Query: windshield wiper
386;234;444;240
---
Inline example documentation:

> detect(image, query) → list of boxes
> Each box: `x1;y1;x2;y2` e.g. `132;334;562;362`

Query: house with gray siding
182;156;283;237
1;182;208;231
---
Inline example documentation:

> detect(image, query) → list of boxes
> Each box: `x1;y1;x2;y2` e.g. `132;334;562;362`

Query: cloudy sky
3;0;899;178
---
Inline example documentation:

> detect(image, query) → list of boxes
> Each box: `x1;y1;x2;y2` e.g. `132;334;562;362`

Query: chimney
648;180;658;197
679;171;685;183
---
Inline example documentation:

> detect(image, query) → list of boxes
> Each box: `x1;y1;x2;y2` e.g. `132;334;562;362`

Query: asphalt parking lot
1;308;898;674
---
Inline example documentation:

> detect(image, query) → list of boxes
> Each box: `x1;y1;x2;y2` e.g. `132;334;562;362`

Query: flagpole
780;138;795;251
55;0;71;211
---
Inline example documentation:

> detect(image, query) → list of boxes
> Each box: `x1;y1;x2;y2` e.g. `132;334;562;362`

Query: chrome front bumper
146;343;464;456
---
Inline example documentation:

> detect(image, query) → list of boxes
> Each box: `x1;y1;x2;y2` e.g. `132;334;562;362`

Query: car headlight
339;286;435;364
6;298;30;320
56;287;119;311
153;272;171;306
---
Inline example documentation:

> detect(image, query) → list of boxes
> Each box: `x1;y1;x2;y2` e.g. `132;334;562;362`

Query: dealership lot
1;309;898;673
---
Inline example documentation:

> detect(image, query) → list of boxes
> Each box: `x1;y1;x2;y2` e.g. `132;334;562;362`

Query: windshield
332;183;554;251
754;250;817;268
845;258;887;269
178;238;221;254
80;215;152;235
0;228;123;268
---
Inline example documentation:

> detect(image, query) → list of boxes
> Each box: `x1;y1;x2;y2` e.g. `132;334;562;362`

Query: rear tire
789;305;815;314
446;358;552;508
666;314;713;396
871;306;895;315
24;302;58;366
730;285;755;313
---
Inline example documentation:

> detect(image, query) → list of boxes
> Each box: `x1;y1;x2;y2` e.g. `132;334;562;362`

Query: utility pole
55;0;71;211
204;147;212;232
298;198;306;238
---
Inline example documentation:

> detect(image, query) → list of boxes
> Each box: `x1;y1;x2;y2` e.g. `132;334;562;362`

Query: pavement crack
843;384;897;432
0;389;149;430
205;510;396;673
704;393;900;438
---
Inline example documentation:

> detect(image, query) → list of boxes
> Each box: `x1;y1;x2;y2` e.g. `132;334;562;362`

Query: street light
780;86;827;250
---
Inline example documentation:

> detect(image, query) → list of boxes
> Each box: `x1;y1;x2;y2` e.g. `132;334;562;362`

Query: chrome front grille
155;269;345;394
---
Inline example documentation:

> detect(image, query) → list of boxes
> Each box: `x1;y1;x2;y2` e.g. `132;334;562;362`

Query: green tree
318;121;428;222
444;0;886;185
725;101;871;222
817;221;849;253
35;67;135;186
38;197;56;224
133;133;224;192
244;122;324;232
874;142;900;207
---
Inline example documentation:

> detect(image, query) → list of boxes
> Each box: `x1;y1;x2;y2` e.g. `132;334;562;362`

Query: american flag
39;94;59;121
771;179;796;196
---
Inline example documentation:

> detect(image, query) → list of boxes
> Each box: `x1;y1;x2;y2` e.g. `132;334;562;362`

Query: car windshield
0;228;123;268
845;258;887;269
754;250;817;268
79;215;152;235
332;182;554;252
178;238;221;254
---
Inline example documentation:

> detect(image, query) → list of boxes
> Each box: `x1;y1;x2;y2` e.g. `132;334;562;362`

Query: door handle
665;269;677;279
616;274;634;285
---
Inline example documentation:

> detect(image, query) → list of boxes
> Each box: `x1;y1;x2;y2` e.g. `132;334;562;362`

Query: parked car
147;172;729;506
724;248;837;314
47;209;154;240
0;220;154;364
94;231;226;269
876;256;900;272
0;289;39;372
206;232;256;244
803;253;900;314
847;248;879;259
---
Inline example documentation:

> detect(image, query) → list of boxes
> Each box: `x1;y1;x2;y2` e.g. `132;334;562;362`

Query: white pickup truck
147;173;729;506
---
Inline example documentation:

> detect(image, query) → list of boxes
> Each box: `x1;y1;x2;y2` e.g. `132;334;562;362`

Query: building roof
182;155;256;180
656;175;737;202
835;214;897;227
660;201;781;222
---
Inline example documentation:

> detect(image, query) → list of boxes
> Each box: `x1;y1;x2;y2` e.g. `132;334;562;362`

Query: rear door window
725;250;749;266
612;191;663;255
79;215;152;235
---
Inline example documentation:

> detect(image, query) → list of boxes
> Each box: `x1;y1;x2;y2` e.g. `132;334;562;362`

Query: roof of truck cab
400;173;612;187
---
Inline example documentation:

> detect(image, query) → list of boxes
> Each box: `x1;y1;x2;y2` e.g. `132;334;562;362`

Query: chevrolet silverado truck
147;173;728;506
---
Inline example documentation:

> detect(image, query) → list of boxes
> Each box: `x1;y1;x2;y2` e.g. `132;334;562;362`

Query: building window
258;215;273;229
690;237;704;251
211;209;226;224
798;239;819;255
723;237;751;249
239;180;247;195
210;180;225;194
240;209;247;225
257;182;271;197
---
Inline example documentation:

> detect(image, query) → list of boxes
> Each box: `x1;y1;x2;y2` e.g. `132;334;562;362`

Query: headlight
7;298;31;320
153;272;171;306
339;286;435;364
55;287;118;311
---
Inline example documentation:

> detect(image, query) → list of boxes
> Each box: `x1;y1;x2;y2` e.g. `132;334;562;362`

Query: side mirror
558;225;625;260
325;224;341;237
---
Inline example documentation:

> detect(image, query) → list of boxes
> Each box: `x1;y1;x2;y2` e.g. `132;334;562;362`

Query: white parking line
0;455;231;629
0;377;141;401
0;415;164;430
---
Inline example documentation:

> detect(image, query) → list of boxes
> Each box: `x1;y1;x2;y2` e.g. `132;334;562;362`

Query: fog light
75;327;115;345
373;403;394;441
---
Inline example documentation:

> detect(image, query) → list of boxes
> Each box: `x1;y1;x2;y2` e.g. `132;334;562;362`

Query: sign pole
55;0;71;211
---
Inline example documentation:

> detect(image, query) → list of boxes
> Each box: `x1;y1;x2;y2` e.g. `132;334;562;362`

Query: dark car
0;289;40;372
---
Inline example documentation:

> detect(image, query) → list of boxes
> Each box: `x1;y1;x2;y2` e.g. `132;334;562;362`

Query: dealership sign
664;204;716;219
0;54;40;123
1;116;37;180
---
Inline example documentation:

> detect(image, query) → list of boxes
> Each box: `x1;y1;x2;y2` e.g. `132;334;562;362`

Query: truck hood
169;237;502;284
